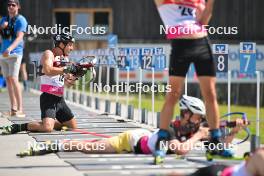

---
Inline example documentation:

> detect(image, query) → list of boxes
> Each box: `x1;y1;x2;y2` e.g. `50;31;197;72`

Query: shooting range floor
0;91;249;176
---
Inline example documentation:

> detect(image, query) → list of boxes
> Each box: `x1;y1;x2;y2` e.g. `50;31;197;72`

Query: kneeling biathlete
16;96;247;158
1;33;81;134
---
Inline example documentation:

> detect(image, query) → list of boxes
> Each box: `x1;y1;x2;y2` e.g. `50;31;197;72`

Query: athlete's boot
205;129;234;161
1;125;18;135
16;141;59;157
153;129;170;165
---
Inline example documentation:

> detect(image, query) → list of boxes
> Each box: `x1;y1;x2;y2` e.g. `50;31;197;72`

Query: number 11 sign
240;42;256;74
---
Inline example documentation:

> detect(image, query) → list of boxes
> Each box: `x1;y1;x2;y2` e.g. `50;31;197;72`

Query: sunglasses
8;3;17;7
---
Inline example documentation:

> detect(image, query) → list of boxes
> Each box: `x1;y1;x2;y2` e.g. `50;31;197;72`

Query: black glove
74;65;87;77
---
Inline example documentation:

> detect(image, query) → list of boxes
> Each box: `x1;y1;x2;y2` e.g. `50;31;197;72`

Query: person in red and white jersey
157;0;207;39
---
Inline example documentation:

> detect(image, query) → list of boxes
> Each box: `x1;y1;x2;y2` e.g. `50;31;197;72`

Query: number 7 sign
240;42;256;74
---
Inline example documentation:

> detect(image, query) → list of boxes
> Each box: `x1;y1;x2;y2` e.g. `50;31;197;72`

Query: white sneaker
15;111;26;118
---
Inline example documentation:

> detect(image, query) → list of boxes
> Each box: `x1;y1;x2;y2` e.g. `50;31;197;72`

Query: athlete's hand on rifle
231;118;249;134
197;127;210;140
55;56;97;82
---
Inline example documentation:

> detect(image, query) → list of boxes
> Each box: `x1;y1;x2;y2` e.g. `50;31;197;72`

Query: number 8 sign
240;42;256;74
212;44;229;73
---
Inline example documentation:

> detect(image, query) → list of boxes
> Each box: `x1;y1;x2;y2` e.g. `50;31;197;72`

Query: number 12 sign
240;42;256;74
212;44;229;73
141;48;153;70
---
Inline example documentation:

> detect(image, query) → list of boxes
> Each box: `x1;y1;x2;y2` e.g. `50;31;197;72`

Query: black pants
169;37;216;77
40;92;74;123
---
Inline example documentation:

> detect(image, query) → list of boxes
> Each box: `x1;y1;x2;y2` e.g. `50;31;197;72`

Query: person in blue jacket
0;0;28;117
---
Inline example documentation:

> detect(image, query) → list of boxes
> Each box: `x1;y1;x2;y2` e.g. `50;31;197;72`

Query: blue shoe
220;149;234;157
153;129;170;165
154;150;166;164
205;138;234;161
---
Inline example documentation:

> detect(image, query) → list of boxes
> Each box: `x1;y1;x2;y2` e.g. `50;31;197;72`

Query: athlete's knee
70;123;77;129
64;118;77;129
42;124;54;132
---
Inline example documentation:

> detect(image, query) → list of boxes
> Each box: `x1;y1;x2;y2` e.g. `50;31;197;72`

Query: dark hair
8;0;20;6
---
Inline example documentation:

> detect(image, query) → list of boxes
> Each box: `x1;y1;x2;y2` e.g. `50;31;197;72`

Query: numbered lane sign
98;55;108;65
117;48;128;69
212;44;229;73
153;47;166;71
240;42;256;74
153;55;166;71
154;47;164;55
95;49;107;66
107;48;117;67
127;48;140;70
141;48;154;70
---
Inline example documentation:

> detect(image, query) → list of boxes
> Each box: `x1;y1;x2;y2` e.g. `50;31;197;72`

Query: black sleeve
168;125;176;140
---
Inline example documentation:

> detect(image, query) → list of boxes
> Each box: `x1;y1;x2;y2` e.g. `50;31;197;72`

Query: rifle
201;112;251;145
53;56;97;83
28;56;97;83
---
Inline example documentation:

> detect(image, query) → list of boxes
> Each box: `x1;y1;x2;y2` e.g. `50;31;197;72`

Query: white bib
40;55;69;96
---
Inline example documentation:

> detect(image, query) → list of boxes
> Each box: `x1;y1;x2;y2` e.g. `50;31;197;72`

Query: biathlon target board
117;48;129;70
240;42;256;74
96;49;108;66
107;48;117;67
212;44;229;73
